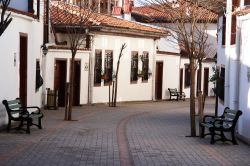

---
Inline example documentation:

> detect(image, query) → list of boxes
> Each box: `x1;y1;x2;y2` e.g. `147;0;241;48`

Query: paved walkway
0;98;250;166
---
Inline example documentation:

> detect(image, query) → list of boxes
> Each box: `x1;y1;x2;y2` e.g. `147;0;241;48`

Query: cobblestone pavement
0;98;250;166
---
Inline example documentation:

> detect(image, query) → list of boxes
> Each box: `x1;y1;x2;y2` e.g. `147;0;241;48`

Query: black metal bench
2;98;44;134
200;107;242;144
168;88;185;101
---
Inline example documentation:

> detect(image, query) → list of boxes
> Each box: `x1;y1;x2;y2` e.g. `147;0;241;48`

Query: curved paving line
116;112;149;166
0;111;101;162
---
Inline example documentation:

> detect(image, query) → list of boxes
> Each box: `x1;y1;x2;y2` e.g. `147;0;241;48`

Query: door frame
155;61;163;100
179;68;183;94
203;67;209;96
72;59;81;106
54;59;67;107
19;33;28;106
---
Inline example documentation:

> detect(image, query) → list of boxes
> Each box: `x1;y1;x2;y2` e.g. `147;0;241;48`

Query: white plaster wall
91;34;155;103
156;54;180;100
0;13;43;126
237;15;250;140
180;58;215;99
44;50;90;105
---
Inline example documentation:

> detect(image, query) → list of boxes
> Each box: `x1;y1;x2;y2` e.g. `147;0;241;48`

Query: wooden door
155;62;163;100
179;69;183;94
196;69;201;96
73;60;81;106
54;60;67;107
19;35;28;106
203;68;209;96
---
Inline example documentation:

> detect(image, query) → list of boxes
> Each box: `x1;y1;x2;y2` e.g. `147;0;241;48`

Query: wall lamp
41;44;48;56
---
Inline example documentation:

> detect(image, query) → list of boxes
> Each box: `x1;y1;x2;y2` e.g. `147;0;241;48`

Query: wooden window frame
131;51;138;83
184;64;191;88
142;51;149;82
104;50;113;85
94;50;102;86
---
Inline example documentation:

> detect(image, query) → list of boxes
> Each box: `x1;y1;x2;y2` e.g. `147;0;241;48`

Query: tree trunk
190;58;196;136
67;53;76;120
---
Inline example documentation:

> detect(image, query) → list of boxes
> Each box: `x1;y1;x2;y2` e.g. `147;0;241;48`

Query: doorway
73;60;81;106
155;62;163;100
19;35;28;106
179;68;183;94
54;60;67;107
203;68;209;96
196;68;201;96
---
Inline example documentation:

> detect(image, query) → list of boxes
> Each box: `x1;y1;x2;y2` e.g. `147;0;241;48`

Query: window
94;50;102;85
231;15;236;45
104;50;113;84
142;52;149;81
217;67;225;101
131;51;138;82
222;14;236;45
184;64;190;87
245;0;250;5
222;16;226;45
35;60;43;91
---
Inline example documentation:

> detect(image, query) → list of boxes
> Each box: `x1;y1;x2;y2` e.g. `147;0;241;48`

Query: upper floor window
218;66;225;102
222;16;226;45
184;64;190;87
141;52;149;82
104;50;113;84
94;50;102;85
131;51;138;82
245;0;250;5
9;0;40;19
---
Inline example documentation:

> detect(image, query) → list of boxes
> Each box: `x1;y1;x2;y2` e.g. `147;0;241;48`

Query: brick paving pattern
0;98;249;166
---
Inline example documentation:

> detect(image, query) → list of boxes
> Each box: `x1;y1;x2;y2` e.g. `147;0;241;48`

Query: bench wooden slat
2;99;43;134
200;107;242;145
8;104;22;110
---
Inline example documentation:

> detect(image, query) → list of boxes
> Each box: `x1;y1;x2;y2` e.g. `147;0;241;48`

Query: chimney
123;0;133;21
112;7;123;19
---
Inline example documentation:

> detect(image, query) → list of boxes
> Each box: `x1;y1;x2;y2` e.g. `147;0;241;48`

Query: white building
43;1;164;106
131;3;218;100
0;0;44;126
217;0;250;143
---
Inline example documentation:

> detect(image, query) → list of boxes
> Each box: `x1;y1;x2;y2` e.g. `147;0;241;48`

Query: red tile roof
235;6;250;16
50;1;166;35
132;2;218;23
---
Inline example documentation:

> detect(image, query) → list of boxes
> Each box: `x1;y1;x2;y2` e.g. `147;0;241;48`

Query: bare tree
0;0;12;36
50;1;98;120
111;43;127;107
138;0;223;136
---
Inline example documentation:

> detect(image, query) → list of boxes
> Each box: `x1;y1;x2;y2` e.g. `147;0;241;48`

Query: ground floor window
141;52;149;81
184;64;190;87
94;50;102;85
131;51;138;82
35;60;43;91
104;50;113;84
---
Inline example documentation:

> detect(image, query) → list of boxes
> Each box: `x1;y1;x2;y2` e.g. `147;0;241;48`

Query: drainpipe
225;0;232;108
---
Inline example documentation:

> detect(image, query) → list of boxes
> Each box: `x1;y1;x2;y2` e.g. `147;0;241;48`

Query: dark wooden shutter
222;16;226;45
142;52;149;81
231;15;236;45
28;0;34;13
245;0;250;5
94;50;102;85
131;52;138;82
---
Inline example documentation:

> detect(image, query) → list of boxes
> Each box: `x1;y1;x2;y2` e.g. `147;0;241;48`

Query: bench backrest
168;88;178;95
222;107;242;129
2;99;22;117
